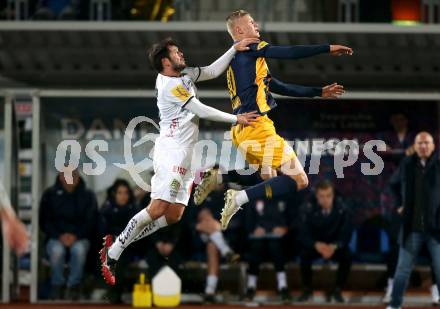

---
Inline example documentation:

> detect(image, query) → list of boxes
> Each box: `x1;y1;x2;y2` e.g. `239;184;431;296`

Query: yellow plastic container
132;273;152;307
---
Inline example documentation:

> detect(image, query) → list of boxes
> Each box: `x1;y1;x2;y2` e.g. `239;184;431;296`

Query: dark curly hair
148;37;178;72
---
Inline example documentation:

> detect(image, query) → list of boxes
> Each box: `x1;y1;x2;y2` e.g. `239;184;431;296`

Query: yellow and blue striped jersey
227;41;275;115
226;41;329;115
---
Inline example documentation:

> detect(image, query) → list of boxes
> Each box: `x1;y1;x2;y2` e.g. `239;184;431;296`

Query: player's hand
236;111;259;127
322;83;345;98
1;208;29;256
330;45;353;56
234;38;260;51
59;233;77;247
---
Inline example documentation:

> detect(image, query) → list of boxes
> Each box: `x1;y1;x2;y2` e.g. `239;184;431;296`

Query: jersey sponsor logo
171;84;191;102
257;41;269;50
169;178;181;198
173;165;187;176
119;218;137;245
136;221;157;239
182;78;192;91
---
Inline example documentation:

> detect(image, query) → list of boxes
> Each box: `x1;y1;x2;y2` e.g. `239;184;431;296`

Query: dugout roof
0;22;439;92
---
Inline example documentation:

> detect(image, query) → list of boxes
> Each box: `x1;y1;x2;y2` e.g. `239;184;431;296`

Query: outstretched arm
269;77;322;98
247;42;352;60
270;77;345;98
184;38;259;82
184;97;258;126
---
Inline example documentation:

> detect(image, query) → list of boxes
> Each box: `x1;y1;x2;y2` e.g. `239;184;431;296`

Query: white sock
234;190;249;207
247;274;257;289
108;209;152;260
277;271;287;290
132;216;168;242
205;275;218;294
432;284;439;302
209;231;232;257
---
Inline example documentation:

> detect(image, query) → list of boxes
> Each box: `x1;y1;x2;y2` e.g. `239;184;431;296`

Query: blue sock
221;169;262;186
245;175;298;201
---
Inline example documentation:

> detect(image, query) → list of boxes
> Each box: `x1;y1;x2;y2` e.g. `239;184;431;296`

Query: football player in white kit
100;37;259;285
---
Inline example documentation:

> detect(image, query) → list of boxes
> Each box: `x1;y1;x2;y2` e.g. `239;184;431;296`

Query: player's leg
194;167;263;206
131;203;185;243
108;199;170;259
100;199;171;285
194;118;267;206
107;141;191;250
129;170;192;243
221;139;307;229
237;156;307;204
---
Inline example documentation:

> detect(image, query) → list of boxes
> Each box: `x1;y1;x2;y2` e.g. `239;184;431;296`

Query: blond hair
226;10;250;37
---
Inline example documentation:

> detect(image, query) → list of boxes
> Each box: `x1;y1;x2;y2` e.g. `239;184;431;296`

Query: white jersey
151;68;201;206
155;68;201;148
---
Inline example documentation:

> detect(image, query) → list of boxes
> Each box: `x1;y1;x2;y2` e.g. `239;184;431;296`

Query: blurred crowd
36;113;440;305
0;0;174;21
2;0;434;23
39;168;355;303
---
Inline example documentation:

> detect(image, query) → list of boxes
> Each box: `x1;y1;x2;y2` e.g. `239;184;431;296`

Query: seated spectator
39;169;97;300
146;223;183;279
99;179;138;303
243;196;291;303
297;180;352;303
196;204;240;303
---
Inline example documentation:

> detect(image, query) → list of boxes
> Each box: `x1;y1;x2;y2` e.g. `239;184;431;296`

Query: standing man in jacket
387;132;440;309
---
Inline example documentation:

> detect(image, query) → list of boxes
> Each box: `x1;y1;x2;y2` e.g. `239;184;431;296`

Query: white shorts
150;142;194;206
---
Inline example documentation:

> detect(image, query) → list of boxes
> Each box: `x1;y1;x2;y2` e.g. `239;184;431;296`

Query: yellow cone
152;266;181;307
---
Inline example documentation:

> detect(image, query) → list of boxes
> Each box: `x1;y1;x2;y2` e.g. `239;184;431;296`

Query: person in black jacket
387;132;440;309
243;193;293;303
297;180;352;303
99;179;138;303
146;223;183;279
39;169;97;300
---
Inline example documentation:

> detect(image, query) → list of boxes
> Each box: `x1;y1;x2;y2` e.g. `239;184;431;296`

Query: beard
171;60;186;72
